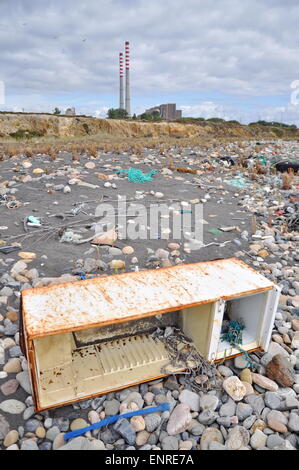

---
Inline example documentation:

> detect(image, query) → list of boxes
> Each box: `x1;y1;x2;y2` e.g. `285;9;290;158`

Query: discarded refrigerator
20;258;281;411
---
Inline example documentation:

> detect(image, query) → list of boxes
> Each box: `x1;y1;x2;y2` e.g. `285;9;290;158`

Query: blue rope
64;402;170;441
221;320;256;370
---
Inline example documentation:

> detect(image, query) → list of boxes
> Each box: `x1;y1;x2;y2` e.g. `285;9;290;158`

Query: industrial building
65;107;76;116
145;103;182;120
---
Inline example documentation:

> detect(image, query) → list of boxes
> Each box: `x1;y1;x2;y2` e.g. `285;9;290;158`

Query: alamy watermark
93;197;205;250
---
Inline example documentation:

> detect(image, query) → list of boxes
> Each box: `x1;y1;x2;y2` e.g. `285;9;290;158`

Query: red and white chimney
125;41;131;117
119;52;124;110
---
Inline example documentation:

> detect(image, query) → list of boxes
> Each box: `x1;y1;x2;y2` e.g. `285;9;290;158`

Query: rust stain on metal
21;258;274;339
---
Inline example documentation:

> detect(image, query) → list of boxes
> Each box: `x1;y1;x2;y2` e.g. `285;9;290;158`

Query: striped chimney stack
125;41;131;117
119;53;124;110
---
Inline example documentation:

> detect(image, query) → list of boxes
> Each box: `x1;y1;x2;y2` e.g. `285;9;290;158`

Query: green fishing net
117;168;157;182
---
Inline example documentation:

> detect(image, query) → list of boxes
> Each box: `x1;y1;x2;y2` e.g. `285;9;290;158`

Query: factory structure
145;103;182;120
118;42;182;120
119;41;131;117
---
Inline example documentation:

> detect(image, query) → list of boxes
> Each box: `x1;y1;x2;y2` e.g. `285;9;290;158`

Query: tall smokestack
119;52;124;110
125;41;131;117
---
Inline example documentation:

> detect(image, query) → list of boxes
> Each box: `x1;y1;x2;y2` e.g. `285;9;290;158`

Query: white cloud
0;0;299;120
180;102;232;120
94;107;109;118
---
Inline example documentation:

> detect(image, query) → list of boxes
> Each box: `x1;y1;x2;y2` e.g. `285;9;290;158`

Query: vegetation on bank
9;128;46;140
249;120;297;129
1;109;297;131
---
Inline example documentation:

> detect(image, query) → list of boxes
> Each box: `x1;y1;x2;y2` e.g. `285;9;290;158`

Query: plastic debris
64;402;170;441
60;231;82;243
27;216;41;225
220;226;238;232
208;228;222;236
225;176;249;188
221;320;258;370
117;168;157;182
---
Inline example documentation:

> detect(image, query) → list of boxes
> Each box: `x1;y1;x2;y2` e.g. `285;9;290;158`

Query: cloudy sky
1;0;299;123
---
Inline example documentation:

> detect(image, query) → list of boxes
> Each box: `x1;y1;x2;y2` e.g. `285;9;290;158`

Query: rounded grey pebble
18;426;24;438
236;403;253;421
114;439;125;446
218;365;234;377
147;432;159;446
21;440;39;450
154;394;167;405
140;383;148;395
79;399;92;409
23;406;35;420
264;392;281;410
4;324;19;336
25;419;40;433
106;392;115;400
104;399;120;416
288;413;299;433
234;355;248;369
39;442;52;450
198;410;218;425
100;427;120;444
253;384;267;394
116;389;131;402
260;353;273;367
190;422;205;436
44;418;53;429
261;407;270;421
53;417;70;432
216;416;231;427
25;396;33;407
243;415;256;429
92;396;106;409
266;434;285;449
219;398;236;417
286;433;298;448
9;346;22;357
220;425;228;440
161;436;179;450
244;395;265;415
263;427;274;435
161;410;170;421
144;413;161;432
46;426;61;441
221;393;229;404
199;395;219;411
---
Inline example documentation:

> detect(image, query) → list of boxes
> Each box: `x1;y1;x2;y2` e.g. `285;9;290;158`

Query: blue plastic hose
64;402;170;441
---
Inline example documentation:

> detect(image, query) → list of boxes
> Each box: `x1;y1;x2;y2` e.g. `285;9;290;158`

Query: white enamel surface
22;258;274;338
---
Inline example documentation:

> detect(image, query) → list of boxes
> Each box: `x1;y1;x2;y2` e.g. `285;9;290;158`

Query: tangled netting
152;327;220;392
117;168;157;182
221;320;258;370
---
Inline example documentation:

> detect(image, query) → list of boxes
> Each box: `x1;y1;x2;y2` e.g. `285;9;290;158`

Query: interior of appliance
32;292;268;408
216;291;268;359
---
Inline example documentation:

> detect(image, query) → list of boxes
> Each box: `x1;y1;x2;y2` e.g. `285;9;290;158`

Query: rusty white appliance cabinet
20;258;280;411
